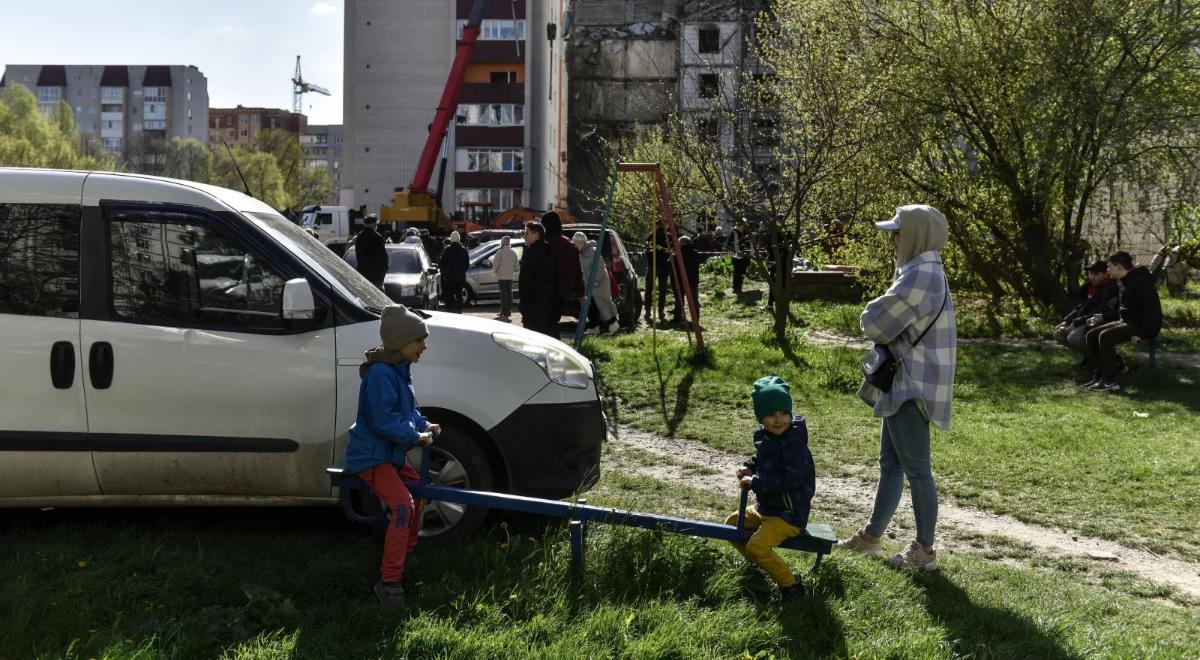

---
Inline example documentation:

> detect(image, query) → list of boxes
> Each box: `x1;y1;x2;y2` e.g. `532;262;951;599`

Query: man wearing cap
1053;261;1118;362
355;214;388;289
837;204;957;572
439;231;470;313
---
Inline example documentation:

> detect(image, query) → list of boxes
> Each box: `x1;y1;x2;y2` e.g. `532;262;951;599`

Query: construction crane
380;0;487;230
292;55;330;114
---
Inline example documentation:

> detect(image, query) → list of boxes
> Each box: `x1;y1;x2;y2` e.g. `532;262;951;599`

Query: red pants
359;462;424;583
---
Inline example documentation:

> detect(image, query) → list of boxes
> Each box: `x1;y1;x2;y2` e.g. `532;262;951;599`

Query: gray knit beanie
379;304;428;351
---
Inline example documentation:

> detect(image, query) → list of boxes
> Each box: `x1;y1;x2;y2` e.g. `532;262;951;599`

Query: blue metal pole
574;167;619;348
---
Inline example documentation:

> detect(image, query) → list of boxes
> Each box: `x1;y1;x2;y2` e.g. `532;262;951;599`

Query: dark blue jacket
344;361;429;474
745;417;816;529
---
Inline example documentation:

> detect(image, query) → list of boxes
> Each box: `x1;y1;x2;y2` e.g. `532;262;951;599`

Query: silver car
465;239;524;304
345;244;441;309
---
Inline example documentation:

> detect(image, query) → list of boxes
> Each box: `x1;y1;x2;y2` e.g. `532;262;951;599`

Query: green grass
584;286;1200;562
3;477;1198;659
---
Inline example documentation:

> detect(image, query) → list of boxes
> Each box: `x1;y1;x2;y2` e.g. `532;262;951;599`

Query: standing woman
838;205;957;571
491;235;518;321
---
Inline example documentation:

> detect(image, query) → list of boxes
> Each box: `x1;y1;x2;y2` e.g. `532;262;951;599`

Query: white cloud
311;2;336;15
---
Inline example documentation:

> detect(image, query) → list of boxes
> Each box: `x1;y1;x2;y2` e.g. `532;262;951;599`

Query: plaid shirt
857;251;957;429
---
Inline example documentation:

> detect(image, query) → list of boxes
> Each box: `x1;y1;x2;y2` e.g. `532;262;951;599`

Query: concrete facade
208;106;307;150
1;64;209;173
342;0;567;220
301;124;344;205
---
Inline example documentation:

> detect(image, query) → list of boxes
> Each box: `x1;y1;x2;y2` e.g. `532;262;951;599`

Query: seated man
1083;251;1163;393
1054;261;1118;365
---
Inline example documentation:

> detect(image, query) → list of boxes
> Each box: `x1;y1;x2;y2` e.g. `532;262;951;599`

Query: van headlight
492;333;591;389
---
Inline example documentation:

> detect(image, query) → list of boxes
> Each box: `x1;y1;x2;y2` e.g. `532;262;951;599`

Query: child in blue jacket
726;375;816;599
344;305;440;608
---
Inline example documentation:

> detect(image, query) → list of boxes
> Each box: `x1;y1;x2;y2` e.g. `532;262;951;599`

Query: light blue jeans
865;399;938;547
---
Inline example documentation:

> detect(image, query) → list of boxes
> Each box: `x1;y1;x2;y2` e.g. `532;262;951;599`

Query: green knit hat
752;375;793;421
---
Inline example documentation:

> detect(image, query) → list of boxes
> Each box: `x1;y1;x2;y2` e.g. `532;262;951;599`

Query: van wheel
410;426;492;542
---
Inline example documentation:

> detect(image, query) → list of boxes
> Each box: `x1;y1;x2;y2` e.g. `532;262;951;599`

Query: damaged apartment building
567;0;768;223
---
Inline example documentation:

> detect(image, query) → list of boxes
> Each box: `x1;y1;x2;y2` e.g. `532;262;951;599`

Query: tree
861;0;1200;312
210;147;289;210
164;137;212;183
296;163;334;208
0;85;116;170
255;129;304;207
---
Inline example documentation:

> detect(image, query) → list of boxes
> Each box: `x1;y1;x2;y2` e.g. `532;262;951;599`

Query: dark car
345;244;441;309
563;223;642;328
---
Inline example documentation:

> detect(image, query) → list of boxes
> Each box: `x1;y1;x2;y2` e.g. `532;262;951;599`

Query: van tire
356;426;494;543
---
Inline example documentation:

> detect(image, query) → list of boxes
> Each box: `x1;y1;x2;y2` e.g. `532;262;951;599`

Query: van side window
0;203;80;318
106;210;287;332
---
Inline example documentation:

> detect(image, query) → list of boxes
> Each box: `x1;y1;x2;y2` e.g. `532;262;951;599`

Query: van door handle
88;342;114;390
50;341;75;389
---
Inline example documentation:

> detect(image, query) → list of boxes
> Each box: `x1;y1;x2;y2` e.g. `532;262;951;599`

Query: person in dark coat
354;214;388;289
519;221;558;337
644;220;680;324
678;235;702;320
541;211;584;338
1053;261;1119;362
1083;251;1163;392
726;219;751;294
438;231;470;313
419;229;441;262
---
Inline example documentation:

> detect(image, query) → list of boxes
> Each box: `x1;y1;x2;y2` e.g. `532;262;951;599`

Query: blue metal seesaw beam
326;446;835;572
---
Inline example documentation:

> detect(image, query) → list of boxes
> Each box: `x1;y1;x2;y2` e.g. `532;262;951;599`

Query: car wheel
354;425;493;543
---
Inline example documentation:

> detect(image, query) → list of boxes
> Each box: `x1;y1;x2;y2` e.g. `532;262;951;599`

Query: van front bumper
488;397;604;499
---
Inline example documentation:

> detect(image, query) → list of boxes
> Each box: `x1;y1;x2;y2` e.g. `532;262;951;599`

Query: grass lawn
2;479;1198;659
583;283;1200;562
2;280;1197;658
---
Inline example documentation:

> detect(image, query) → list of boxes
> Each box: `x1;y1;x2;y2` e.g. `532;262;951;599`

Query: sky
0;0;344;124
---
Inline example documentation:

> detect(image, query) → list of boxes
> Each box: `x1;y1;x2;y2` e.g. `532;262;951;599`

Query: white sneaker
835;530;883;558
606;320;620;336
888;541;938;571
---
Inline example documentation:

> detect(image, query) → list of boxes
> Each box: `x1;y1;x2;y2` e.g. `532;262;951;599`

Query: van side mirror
281;278;316;320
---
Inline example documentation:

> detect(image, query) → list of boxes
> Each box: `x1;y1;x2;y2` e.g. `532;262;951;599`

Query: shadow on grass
914;571;1079;660
651;346;714;436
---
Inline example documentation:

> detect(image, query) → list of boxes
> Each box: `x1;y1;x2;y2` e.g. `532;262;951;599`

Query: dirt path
608;423;1200;600
804;329;1200;371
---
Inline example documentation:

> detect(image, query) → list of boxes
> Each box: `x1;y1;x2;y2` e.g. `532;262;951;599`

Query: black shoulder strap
911;280;949;349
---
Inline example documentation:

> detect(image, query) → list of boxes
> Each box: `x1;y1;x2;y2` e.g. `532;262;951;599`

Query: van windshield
246;211;392;313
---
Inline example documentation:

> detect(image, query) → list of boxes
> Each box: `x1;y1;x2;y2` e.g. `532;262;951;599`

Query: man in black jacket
1083;251;1162;392
438;231;470;313
354;215;388;289
519;221;558;337
1054;261;1119;362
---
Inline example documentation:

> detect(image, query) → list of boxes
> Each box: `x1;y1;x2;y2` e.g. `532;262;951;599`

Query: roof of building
142;65;172;87
36;65;67;86
100;65;129;86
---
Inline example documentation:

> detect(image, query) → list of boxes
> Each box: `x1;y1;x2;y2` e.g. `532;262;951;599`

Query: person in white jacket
574;232;621;335
491;235;519;320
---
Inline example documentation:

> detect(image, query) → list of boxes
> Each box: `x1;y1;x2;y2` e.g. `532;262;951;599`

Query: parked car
465;239;524;303
0;168;605;541
563;223;642;328
468;228;523;246
344;243;441;310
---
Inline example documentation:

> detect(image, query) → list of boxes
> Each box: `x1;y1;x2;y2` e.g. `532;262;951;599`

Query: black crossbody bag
861;288;947;393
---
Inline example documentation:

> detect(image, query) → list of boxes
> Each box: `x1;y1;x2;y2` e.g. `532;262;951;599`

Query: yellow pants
726;505;802;587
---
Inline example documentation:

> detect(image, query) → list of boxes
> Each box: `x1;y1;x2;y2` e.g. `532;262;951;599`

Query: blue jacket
345;361;429;474
745;417;816;529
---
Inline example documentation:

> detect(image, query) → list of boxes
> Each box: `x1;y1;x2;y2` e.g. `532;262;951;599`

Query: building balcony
455;172;524;188
468;41;526;64
460;83;524;104
455;126;524;147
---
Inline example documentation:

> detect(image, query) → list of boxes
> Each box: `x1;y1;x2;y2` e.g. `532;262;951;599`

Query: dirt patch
609;423;1200;600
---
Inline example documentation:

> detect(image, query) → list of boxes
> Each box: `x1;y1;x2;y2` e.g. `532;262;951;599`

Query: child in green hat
726;375;816;599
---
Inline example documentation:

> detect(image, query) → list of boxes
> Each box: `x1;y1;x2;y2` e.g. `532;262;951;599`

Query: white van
299;204;354;254
0;169;604;539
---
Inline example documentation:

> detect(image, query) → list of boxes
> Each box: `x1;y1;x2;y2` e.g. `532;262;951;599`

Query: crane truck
379;0;486;233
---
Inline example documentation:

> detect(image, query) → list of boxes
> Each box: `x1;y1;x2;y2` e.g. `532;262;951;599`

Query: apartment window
144;120;166;130
74;89;81;98
455;188;521;212
241;129;248;137
90;89;96;98
490;71;518;84
456;103;524;126
240;116;247;125
458;19;526;40
133;89;142;97
101;137;122;150
101;88;123;103
37;87;62;104
698;26;721;54
458;148;524;173
101;104;122;113
143;88;166;102
698;73;720;99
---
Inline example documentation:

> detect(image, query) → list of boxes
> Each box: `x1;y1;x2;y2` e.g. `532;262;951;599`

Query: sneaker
780;575;806;600
606;320;620;336
835;530;883;558
1088;379;1118;391
1102;380;1123;393
1081;374;1103;388
888;541;938;571
373;581;405;608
